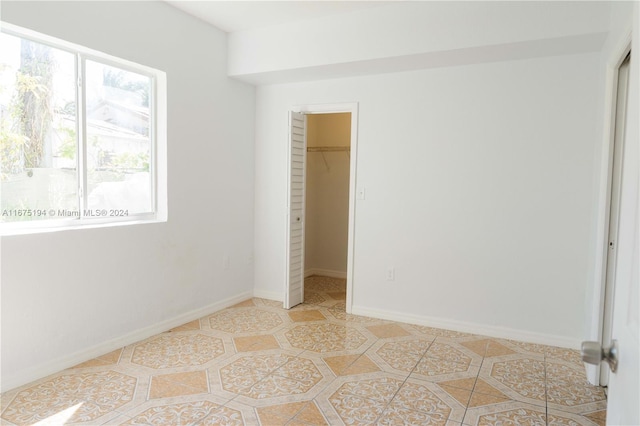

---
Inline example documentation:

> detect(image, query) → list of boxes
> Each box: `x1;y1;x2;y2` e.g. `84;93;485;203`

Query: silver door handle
581;340;618;373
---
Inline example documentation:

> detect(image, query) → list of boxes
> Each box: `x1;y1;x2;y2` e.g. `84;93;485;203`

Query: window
0;23;166;234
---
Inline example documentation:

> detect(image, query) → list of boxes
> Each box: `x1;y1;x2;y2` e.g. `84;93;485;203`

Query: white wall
229;1;609;84
254;52;602;347
305;114;351;276
0;1;255;391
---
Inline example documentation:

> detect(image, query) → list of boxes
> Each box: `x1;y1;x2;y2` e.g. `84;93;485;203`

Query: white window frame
0;22;167;236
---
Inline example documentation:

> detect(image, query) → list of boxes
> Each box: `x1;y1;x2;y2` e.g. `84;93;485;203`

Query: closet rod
307;146;350;152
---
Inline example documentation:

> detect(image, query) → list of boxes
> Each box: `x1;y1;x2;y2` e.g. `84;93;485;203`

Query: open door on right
582;51;639;425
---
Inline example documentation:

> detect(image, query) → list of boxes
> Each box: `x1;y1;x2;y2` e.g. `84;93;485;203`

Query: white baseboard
305;268;347;279
1;291;252;393
252;288;282;302
351;305;581;350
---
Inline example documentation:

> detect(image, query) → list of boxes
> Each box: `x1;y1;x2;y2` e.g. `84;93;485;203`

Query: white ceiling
165;1;394;33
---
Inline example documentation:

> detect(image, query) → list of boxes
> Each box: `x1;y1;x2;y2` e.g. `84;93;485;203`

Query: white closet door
285;111;306;309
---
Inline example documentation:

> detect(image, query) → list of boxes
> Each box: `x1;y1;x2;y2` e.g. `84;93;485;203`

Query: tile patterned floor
1;275;606;425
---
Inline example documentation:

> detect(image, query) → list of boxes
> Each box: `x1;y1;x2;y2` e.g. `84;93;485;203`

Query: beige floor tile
256;401;307;425
485;340;517;357
0;275;609;426
369;342;423;374
326;291;347;300
253;298;283;308
439;384;472;407
169;319;201;332
402;377;468;423
459;339;489;357
284;322;369;354
217;353;327;401
411;339;482;382
409;324;476;340
118;394;232;417
325;309;380;324
323;354;360;375
472;378;511;398
1;370;137;425
438;377;477;392
304;276;346;292
171;370;209;389
312;395;352;425
386;383;452;422
413;357;481;382
327;301;347;311
113;381;151;416
149;371;208;399
302;291;329;306
101;413;132;425
328;377;400;424
73;348;124;369
583;409;607;426
545;361;607;414
232;299;257;308
545;347;583;365
547;408;603;425
292;401;329;425
287;420;312;426
205;399;259;425
426;341;483;366
366;324;411;339
467;392;512;408
2;403;125;426
122;400;236;426
208;309;285;334
504;339;549;357
323;353;381;377
234;334;281;352
341;355;381;376
131;333;226;369
288;309;327;322
378;404;448;425
463;400;547;426
478;356;547;407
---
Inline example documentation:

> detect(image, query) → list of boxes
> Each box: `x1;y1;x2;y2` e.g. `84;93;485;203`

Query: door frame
587;33;632;386
287;102;359;313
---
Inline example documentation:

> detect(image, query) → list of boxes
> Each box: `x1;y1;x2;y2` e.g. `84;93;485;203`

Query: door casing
588;33;632;386
285;102;359;313
600;50;631;387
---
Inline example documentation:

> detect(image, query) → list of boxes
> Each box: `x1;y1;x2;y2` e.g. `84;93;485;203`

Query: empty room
0;1;638;425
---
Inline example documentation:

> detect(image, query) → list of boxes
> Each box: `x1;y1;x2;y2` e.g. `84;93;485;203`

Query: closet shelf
307;146;350;152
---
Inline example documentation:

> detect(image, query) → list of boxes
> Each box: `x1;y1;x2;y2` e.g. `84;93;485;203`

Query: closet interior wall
304;113;351;278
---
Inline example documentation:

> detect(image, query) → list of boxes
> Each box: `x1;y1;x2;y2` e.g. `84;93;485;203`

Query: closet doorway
285;103;358;312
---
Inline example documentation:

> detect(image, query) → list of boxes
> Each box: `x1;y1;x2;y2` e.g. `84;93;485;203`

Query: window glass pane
0;33;78;222
85;60;152;214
